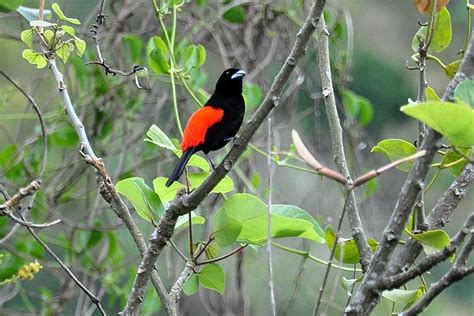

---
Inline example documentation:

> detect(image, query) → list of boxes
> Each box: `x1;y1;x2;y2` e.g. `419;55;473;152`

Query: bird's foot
205;153;216;171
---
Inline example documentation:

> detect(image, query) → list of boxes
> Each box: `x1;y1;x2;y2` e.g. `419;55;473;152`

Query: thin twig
196;245;247;266
267;115;276;316
3;212;60;228
313;191;351;315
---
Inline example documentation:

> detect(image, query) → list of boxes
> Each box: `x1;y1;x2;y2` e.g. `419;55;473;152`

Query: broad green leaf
175;211;205;229
371;139;417;172
186;155;210;172
271;204;324;243
382;287;424;313
426;86;440;101
147;36;167;57
445;60;461;79
43;30;54;44
149;48;170;74
243;83;262;109
20;29;34;48
342;89;359;118
454;80;474;107
183;273;199;296
188;172;234;193
440;148;471;176
145;124;177;151
341;277;362;293
22;49;47;68
153;177;182;202
51;3;66;20
116;177;164;223
183;44;206;69
325;225;378;264
223;5;246;24
0;0;24;13
197;263;225;294
405;228;453;261
223;194;322;245
56;44;70;63
212;207;243;247
357;96;374;126
401;101;474;147
64;17;80;25
123;34;144;63
205;242;220;260
17;6;50;21
74;37;86;57
342;89;373;125
30;20;55;27
61;25;75;36
412;7;452;53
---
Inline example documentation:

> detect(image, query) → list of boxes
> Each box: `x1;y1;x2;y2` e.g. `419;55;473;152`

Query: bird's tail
165;148;196;187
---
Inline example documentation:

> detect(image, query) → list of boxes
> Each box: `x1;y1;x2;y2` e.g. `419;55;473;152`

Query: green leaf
16;6;50;22
116;177;164;223
51;3;66;20
341;276;362;293
56;44;71;63
149;48;170;74
205;242;220;260
74;37;86;57
342;89;373;125
371;139;417;172
223;5;246;24
405;229;453;262
382;287;424;313
64;17;80;25
183;273;199;296
324;225;378;264
243;83;262;109
20;29;34;48
188;172;234;193
401;101;474;147
123;34;144;63
145;124;177;151
426;86;440;101
183;44;206;69
22;49;47;68
271;204;325;243
175;211;205;229
0;0;24;13
412;7;452;53
445;60;461;79
61;25;75;37
454;80;474;107
223;194;322;245
357;96;374;126
197;263;225;294
440;148;471;176
147;36;167;57
342;89;359;118
212;207;243;247
153;177;182;202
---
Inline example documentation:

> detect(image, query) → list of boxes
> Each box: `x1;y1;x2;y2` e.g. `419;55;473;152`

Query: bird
165;68;246;187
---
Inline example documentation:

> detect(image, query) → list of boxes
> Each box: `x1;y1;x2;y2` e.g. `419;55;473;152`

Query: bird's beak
231;69;246;79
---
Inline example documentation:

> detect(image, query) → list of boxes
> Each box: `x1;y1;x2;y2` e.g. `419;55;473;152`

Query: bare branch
121;1;328;314
3;211;60;229
0;180;41;212
315;13;372;271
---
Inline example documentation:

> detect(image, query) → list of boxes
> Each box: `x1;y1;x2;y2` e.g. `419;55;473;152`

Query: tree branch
315;14;372;271
121;1;328;314
347;34;474;315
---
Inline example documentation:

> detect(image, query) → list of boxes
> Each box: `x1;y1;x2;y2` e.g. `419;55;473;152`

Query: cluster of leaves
20;3;86;68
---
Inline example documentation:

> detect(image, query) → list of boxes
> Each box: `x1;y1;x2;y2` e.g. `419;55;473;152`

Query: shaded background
0;0;472;315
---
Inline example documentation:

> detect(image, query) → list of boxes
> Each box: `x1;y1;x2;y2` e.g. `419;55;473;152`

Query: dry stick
46;57;171;312
267;116;277;316
313;191;351;316
347;35;474;315
403;235;474;315
315;14;372;271
85;0;144;78
121;1;328;314
3;212;60;228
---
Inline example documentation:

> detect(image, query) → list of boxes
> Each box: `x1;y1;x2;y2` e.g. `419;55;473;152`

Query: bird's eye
225;72;229;76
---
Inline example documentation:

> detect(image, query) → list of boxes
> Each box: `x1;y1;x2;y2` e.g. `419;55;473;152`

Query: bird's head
215;68;246;95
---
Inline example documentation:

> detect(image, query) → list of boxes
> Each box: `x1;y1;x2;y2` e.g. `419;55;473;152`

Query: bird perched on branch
165;68;246;187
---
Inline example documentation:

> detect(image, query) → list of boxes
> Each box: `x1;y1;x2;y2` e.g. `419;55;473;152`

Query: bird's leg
223;136;237;143
205;153;216;171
